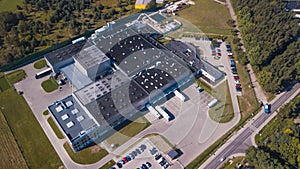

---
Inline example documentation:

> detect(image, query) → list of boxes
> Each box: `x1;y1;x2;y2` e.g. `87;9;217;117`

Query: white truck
155;106;170;121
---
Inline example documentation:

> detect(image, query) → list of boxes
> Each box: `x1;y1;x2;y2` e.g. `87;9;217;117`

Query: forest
246;95;300;168
232;0;300;93
0;0;136;66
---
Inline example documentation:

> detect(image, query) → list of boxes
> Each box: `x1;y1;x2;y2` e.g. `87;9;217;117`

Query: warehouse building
47;13;223;152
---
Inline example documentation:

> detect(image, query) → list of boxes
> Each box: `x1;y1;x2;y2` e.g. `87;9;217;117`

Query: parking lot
14;61;72;115
112;139;179;169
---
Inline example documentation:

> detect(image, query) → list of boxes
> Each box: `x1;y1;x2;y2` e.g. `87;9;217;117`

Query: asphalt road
202;83;300;169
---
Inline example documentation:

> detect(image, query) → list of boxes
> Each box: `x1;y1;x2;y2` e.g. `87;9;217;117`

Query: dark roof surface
45;40;86;66
85;80;149;126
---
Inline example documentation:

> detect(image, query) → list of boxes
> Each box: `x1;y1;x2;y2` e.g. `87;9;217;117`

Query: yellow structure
135;0;151;9
135;4;147;9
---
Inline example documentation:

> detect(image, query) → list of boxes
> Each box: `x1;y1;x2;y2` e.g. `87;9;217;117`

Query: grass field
41;77;59;92
64;142;108;164
209;81;234;123
47;117;64;139
6;69;26;84
0;110;28;169
0;88;63;169
105;116;151;148
34;59;47;69
236;62;259;117
0;0;23;12
177;0;231;35
0;75;10;91
226;37;259;117
99;160;116;169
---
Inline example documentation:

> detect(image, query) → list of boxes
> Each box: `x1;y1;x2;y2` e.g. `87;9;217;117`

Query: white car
234;80;240;84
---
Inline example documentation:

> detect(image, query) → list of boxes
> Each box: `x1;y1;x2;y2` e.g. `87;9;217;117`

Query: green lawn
0;75;10;91
41;77;59;93
6;69;26;84
99;160;116;169
177;0;232;35
105;116;151;148
43;110;49;116
209;81;234;123
0;0;23;12
47;117;64;139
63;142;108;164
34;59;47;69
0;88;63;169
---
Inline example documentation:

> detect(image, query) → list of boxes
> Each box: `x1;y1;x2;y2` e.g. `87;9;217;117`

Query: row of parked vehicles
225;42;242;92
149;147;170;169
110;144;147;169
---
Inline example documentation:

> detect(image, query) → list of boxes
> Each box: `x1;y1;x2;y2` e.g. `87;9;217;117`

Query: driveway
102;84;241;167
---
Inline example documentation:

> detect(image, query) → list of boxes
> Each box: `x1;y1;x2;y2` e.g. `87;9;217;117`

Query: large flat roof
48;95;97;141
45;40;85;66
74;44;110;70
74;70;130;106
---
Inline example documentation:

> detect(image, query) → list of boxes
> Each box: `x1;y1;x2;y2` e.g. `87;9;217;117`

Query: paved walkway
226;0;268;103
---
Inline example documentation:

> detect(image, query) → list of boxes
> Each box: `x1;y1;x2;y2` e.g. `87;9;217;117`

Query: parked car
231;67;237;74
146;162;152;168
163;162;169;168
122;157;128;163
116;162;122;168
155;154;162;160
129;153;135;159
149;147;157;155
233;75;239;81
125;156;131;161
234;80;240;84
136;148;141;154
119;160;126;165
227;52;233;58
198;87;204;92
225;42;231;51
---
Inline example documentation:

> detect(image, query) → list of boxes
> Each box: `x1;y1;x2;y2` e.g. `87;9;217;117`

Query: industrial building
47;13;224;152
135;0;151;9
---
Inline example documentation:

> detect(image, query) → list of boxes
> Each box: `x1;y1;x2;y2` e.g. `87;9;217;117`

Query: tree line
246;95;300;168
232;0;300;93
0;0;136;66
